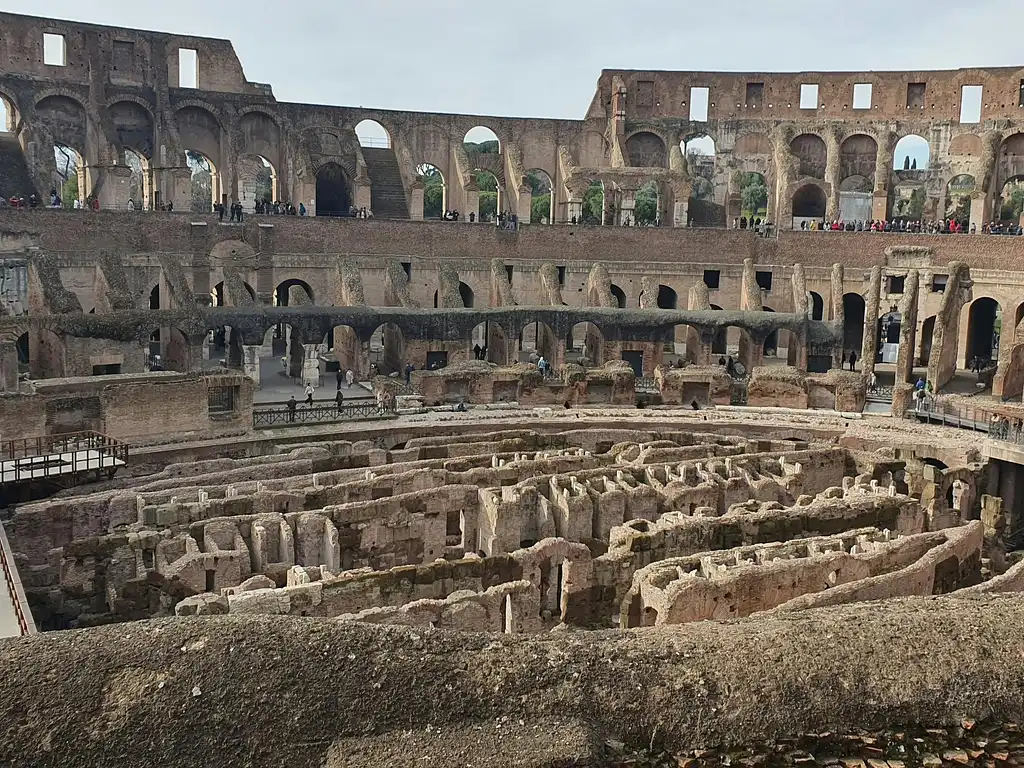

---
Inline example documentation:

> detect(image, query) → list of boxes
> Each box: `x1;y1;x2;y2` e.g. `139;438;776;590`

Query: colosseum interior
4;10;1024;768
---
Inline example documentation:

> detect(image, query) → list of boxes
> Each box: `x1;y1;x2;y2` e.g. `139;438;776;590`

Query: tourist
299;203;306;216
216;202;225;222
346;369;355;387
473;343;482;360
126;197;134;212
404;363;414;384
869;371;878;393
691;399;700;410
848;350;857;371
914;386;926;412
335;388;345;411
469;212;476;223
336;369;344;390
73;198;81;210
287;395;297;422
304;382;315;406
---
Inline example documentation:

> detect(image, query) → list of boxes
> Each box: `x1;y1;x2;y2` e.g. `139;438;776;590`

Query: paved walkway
0;525;31;638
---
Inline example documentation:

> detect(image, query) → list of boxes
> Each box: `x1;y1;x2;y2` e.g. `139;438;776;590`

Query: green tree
1000;184;1024;221
417;164;444;218
464;140;498;154
633;181;658;225
531;193;551;223
475;171;497;192
186;150;212;212
61;173;78;208
947;196;971;226
581;182;604;222
479;191;497;219
255;165;273;204
738;173;768;217
527;173;551;195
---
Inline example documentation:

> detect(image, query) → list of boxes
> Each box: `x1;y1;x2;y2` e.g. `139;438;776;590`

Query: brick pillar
243;345;261;387
302;344;323;388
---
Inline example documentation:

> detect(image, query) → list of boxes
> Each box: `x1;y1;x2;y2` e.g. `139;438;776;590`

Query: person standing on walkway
287;396;297;423
335;388;345;412
848;351;857;371
336;369;344;390
346;369;355;387
304;382;314;406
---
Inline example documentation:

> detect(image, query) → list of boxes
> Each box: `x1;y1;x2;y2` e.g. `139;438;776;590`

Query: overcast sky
15;0;1024;121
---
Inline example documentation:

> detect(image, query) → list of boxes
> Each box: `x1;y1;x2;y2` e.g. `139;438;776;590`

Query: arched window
894;135;930;170
355;119;391;148
417;163;445;219
464;126;500;153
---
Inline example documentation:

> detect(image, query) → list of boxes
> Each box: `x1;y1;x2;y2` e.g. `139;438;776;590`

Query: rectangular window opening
853;83;873;110
799;84;819;110
505;264;514;283
689;87;710;122
401;261;411;279
178;48;199;89
932;275;948;293
92;364;121;376
557;266;566;286
907;83;926;109
959;85;983;124
112;40;134;71
745;83;764;108
756;271;773;292
888;276;906;295
43;33;66;66
703;269;720;290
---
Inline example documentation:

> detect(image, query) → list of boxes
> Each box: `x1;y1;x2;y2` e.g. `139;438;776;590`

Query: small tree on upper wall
633;181;658;225
581;182;604;223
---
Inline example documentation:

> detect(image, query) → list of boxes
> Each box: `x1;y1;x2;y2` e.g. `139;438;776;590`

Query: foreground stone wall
3;597;1024;767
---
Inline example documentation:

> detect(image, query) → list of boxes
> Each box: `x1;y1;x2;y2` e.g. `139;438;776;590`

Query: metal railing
0;431;129;484
914;398;1024;442
636;375;659;394
0;524;34;636
253;401;396;428
208;385;236;414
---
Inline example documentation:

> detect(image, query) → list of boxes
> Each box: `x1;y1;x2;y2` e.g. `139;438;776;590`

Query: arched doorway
894;135;930;171
519;321;557;364
996;176;1024;224
527;169;555;224
808;291;824;321
238;154;276;213
355;119;391;148
842;293;866;354
582;180;605;224
567;322;604;366
792;184;827;223
417;163;445;219
762;307;778;356
471;321;509;365
370;323;405;375
315;162;351;217
920;316;936;366
966;298;1002;367
186;150;216;213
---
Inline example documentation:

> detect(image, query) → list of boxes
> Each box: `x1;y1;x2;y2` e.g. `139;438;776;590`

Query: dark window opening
92;364;121;376
205;569;216;593
142;550;155;569
557;266;566;286
401;262;411;279
889;276;905;294
745;83;765;108
208;386;236;413
932;275;948;293
703;270;720;290
112;40;135;71
505;264;514;283
907;83;926;109
756;271;773;292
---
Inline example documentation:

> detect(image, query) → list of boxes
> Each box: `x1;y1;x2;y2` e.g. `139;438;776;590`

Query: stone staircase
361;147;409;219
0;134;38;200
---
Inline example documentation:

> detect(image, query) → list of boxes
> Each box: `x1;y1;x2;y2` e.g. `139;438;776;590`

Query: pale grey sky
9;0;1024;121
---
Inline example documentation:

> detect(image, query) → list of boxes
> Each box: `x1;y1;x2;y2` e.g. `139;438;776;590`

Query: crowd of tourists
800;218;1024;235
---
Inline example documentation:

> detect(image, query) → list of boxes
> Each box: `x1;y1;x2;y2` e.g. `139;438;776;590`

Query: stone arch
920;315;936;365
109;100;154;159
464;125;501;152
842;293;866;354
417;163;446;219
808;291;824;321
519;320;557;363
370;323;404;375
949;134;982;157
148;326;191;372
656;284;678;310
175;105;222;168
762;306;779;355
996;175;1024;223
792;183;827;219
609;284;626;309
626;131;668;168
0;87;20;132
790;134;827;179
275;279;315;306
355;119;391;148
211;280;256;307
471;321;510;365
839;134;878;185
894;134;930;170
239;110;283;172
237;154;277;212
315;162;352;217
186;150;217;213
35;94;88;150
567;321;604;366
945;175;976;225
527;168;555;224
965;297;1001;366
